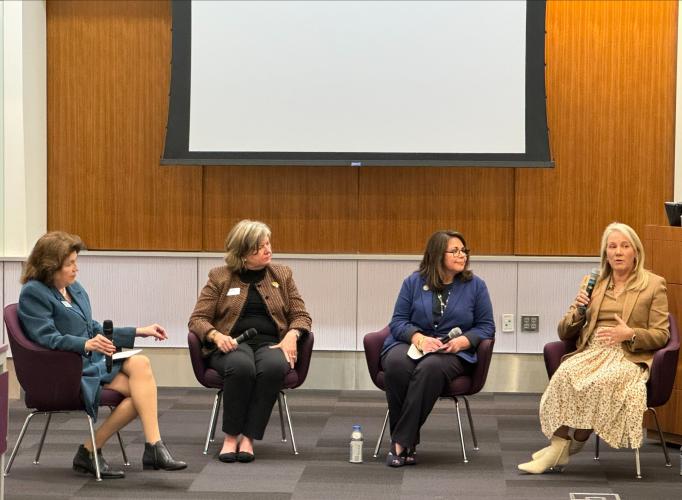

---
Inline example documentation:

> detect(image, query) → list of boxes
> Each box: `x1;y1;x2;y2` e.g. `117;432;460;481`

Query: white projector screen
164;0;552;167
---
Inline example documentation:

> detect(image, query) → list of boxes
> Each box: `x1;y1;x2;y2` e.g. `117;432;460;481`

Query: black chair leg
462;396;478;451
646;407;671;466
34;413;52;464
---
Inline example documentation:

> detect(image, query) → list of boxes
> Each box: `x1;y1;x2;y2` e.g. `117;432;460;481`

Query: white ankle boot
531;436;586;461
518;436;571;474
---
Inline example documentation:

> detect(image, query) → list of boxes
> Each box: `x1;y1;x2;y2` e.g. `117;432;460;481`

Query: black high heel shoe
142;440;187;471
72;445;125;479
386;442;406;468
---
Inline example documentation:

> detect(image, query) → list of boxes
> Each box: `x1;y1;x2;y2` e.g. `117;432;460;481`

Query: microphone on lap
103;320;114;373
442;327;462;344
578;268;600;315
233;328;258;344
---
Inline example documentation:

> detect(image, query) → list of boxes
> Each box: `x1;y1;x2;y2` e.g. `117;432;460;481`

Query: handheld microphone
442;327;462;344
578;268;600;315
103;320;113;373
233;328;257;344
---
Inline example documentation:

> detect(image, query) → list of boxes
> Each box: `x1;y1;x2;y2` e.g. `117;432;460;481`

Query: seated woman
382;230;495;467
188;219;312;463
17;231;186;479
518;222;670;474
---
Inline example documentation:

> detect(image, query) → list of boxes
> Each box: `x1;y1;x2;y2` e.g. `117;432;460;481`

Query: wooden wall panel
515;1;677;255
358;167;514;254
47;1;203;250
202;166;358;253
47;1;677;255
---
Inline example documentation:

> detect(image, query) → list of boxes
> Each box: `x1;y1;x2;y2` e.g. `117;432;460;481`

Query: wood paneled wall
47;1;677;254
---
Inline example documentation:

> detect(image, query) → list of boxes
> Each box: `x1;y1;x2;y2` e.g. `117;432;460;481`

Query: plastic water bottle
349;424;363;463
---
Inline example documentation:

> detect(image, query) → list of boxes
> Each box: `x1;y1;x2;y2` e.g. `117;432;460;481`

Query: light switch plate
502;314;514;332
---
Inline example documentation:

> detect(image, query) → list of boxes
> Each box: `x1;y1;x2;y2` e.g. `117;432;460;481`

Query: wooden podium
643;225;682;444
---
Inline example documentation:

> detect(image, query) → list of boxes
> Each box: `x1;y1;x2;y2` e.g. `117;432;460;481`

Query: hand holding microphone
575;268;599;316
103;320;114;373
213;328;257;353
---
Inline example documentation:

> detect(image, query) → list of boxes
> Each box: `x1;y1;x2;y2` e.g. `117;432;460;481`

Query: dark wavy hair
20;231;85;285
418;230;473;292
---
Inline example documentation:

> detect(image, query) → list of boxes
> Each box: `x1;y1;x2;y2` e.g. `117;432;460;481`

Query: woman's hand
85;334;116;355
573;289;591;313
595;314;634;346
269;330;299;368
136;324;168;341
420;336;444;354
442;336;471;354
213;332;238;353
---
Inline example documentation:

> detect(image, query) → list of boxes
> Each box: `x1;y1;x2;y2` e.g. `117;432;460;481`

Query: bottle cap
352;424;361;430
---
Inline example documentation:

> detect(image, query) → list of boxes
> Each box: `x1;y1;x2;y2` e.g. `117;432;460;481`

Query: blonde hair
598;222;648;290
21;231;85;285
224;220;272;272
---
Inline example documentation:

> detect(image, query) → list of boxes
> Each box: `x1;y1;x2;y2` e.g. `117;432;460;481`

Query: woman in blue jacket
382;230;495;467
18;231;186;479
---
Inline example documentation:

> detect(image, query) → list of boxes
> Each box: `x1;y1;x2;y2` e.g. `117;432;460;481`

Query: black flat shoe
72;445;125;479
218;451;236;463
236;451;255;463
386;442;406;468
142;440;187;471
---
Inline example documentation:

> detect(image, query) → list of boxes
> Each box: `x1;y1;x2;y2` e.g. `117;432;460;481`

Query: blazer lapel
621;287;641;324
67;285;89;322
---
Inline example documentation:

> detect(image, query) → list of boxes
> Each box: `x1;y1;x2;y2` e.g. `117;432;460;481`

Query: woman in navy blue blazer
382;230;495;467
18;231;186;479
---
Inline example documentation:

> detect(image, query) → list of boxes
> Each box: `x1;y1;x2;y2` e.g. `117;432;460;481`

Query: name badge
61;300;72;308
227;287;240;296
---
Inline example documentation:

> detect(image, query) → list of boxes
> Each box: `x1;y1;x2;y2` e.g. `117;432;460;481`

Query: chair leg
211;392;222;443
280;391;298;455
277;393;287;442
462;396;478;451
33;413;53;465
646;407;671;467
635;447;642;479
453;398;468;463
594;434;600;460
374;409;389;458
86;414;102;482
4;411;40;475
204;391;222;455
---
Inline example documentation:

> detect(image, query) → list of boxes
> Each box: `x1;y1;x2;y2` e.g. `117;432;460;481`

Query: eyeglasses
444;247;469;256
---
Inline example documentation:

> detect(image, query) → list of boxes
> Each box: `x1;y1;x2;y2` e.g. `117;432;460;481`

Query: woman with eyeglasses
381;230;495;467
188;220;311;463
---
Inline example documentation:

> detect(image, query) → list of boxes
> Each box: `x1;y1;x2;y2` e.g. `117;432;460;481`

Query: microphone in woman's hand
578;268;600;315
442;327;462;345
234;328;257;344
103;320;114;373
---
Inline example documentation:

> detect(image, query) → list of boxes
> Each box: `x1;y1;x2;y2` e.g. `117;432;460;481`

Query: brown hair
419;230;473;292
224;220;272;273
20;231;85;285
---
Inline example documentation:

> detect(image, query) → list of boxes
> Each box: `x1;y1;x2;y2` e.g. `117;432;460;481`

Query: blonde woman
518;222;669;474
189;220;311;463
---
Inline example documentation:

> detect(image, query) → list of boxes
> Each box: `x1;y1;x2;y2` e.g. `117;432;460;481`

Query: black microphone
578;268;600;315
442;327;462;344
103;320;113;373
233;328;257;344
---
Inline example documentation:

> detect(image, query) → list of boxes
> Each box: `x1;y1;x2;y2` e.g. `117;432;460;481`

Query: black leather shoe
236;451;255;463
72;445;125;479
142;440;187;471
218;451;236;463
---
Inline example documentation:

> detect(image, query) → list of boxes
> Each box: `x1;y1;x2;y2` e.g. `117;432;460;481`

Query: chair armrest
647;341;680;407
21;349;84;411
363;328;390;385
543;339;576;379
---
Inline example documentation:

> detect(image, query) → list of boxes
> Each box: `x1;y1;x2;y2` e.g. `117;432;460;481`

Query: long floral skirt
539;340;648;449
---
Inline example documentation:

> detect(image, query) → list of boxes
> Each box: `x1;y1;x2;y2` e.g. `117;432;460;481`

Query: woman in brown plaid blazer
189;220;312;463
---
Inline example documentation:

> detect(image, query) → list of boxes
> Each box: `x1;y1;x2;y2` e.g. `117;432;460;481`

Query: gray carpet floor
3;389;681;499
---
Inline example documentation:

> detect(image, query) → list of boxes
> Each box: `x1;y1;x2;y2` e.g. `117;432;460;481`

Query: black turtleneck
232;268;279;348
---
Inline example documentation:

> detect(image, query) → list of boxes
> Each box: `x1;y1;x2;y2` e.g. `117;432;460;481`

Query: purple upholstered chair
364;326;495;463
187;330;314;455
3;303;128;482
543;313;680;478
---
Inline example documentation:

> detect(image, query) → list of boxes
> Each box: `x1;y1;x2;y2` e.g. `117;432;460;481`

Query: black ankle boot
142;440;187;471
72;445;125;479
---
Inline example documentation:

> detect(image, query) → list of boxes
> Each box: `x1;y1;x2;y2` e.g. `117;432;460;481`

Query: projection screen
163;0;552;167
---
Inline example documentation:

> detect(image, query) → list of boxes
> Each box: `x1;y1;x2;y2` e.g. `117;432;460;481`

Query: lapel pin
272;281;280;288
422;285;429;291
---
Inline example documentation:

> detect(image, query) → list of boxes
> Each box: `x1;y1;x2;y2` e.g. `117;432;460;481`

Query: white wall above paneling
472;261;518;353
76;256;199;347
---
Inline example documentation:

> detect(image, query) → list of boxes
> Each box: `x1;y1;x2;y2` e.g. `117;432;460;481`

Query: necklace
436;289;450;317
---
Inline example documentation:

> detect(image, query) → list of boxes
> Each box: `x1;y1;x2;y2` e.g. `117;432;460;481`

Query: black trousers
208;343;289;440
381;343;471;449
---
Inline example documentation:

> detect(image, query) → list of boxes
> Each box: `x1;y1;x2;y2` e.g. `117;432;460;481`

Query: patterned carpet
3;389;681;499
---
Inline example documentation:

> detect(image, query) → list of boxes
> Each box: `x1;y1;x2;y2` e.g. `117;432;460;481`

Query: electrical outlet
521;315;540;333
502;314;514;332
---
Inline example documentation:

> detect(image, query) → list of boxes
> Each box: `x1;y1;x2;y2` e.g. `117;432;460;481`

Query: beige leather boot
531;436;586;461
518;436;571;474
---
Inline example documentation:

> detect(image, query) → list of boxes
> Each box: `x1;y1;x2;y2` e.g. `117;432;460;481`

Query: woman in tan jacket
189;220;311;463
518;222;669;474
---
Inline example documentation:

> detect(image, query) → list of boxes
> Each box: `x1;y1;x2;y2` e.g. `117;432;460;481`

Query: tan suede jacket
188;263;312;358
557;271;669;369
